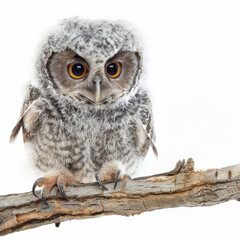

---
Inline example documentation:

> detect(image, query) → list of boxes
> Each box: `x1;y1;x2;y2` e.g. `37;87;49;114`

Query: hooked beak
92;75;102;103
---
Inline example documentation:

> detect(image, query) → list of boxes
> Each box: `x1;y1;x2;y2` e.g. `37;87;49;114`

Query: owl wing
10;85;40;142
140;99;158;159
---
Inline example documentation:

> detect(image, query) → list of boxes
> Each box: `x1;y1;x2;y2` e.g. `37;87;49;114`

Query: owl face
37;18;143;105
48;49;140;105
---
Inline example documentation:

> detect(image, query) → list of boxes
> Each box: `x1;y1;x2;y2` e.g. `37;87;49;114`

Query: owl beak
93;75;102;102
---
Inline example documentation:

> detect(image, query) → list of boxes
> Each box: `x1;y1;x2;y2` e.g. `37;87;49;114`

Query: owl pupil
72;63;84;76
107;63;118;75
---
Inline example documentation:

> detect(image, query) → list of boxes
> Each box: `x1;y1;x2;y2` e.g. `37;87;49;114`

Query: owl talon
32;177;44;198
114;170;122;189
95;173;109;191
58;181;67;199
32;179;39;198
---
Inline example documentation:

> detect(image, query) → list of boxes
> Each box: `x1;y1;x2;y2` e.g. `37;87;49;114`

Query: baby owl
10;18;157;203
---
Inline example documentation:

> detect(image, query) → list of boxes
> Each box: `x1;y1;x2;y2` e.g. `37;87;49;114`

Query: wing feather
10;85;40;142
140;95;158;158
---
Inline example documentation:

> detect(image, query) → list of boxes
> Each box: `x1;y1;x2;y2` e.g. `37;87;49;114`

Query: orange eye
68;62;87;79
106;62;121;78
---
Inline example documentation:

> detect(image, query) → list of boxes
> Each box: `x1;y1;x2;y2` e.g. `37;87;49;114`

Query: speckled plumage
11;17;156;188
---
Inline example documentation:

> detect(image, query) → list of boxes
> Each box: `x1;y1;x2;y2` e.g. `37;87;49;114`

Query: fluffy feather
11;17;156;186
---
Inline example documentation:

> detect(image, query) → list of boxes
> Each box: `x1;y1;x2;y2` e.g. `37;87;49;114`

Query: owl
10;18;157;204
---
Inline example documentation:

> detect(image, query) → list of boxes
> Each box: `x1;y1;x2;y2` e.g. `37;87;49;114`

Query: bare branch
0;159;240;236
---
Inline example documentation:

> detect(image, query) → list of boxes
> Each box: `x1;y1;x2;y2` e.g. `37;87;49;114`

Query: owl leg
32;172;77;205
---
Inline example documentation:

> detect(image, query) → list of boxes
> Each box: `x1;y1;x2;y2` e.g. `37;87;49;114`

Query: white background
0;0;239;239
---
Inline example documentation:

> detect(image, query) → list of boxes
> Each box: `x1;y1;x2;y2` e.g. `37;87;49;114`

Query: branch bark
0;159;240;236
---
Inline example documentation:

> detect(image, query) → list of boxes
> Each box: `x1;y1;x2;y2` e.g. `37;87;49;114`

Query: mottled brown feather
10;119;23;142
10;85;40;142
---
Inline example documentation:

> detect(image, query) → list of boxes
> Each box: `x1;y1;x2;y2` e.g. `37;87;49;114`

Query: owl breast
28;95;147;183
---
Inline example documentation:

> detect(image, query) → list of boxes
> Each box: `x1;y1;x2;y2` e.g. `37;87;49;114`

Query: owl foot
95;169;131;191
32;175;76;206
95;161;130;190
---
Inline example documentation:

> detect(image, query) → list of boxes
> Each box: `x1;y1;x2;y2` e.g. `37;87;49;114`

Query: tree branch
0;159;240;236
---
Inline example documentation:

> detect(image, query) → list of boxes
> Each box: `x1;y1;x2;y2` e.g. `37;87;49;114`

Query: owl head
36;17;144;105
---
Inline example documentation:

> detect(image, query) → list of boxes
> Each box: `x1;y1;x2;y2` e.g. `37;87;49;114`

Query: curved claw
32;178;44;198
95;173;109;191
58;181;67;199
114;170;121;190
32;178;48;205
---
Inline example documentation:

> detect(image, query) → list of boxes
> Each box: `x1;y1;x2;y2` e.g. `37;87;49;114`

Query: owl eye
68;62;87;79
106;62;121;78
